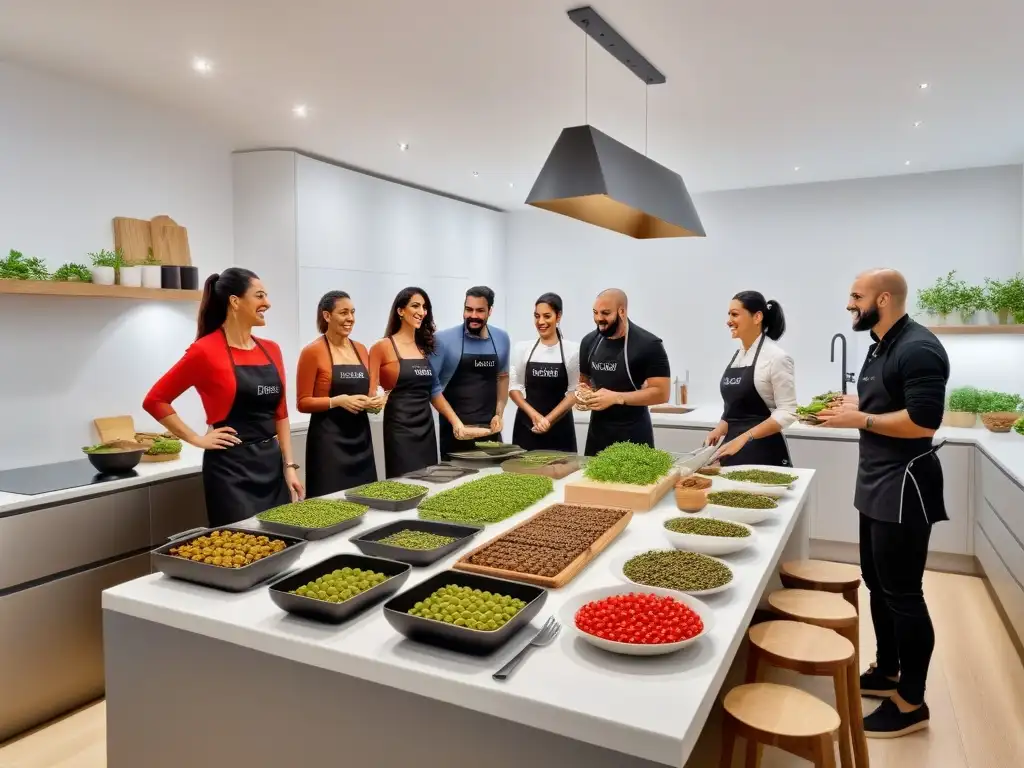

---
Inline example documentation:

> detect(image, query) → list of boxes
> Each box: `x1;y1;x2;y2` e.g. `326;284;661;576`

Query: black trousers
859;513;934;705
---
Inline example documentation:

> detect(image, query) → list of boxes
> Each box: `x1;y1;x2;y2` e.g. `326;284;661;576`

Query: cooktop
0;459;139;496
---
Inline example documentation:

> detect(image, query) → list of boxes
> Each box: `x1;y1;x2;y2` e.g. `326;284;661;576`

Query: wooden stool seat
781;560;861;590
768;588;858;629
749;620;854;669
720;683;840;767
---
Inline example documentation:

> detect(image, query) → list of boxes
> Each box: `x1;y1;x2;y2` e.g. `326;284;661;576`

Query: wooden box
563;469;679;512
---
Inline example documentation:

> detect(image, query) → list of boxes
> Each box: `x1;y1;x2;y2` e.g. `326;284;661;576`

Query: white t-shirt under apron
509;338;580;396
726;336;799;428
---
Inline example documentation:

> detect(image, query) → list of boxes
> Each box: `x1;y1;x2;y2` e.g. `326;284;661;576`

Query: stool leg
843;586;860;614
745;643;763;683
743;741;763;768
719;712;738;768
832;667;855;768
845;661;870;768
812;733;838;768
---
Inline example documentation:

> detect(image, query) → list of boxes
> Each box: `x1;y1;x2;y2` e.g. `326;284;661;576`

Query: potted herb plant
140;248;162;289
978;390;1024;433
943;386;980;428
983;275;1024;325
916;271;958;324
0;250;49;281
88;249;120;286
953;281;984;325
119;254;142;288
52;263;92;282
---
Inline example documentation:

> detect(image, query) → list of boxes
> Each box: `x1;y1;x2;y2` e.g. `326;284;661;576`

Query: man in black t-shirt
577;288;671;455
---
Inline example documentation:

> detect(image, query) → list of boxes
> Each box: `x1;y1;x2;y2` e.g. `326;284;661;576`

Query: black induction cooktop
0;458;139;496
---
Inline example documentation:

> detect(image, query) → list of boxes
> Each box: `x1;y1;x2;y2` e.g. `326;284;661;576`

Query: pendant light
526;7;705;239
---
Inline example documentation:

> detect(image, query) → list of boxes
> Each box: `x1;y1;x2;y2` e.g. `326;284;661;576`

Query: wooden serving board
151;215;192;266
112;217;153;264
563;469;679;512
142;453;179;463
650;405;693;414
501;455;581;479
93;415;136;443
453;503;633;588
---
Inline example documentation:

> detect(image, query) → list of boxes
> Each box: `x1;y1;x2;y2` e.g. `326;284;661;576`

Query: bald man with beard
577;288;671;455
819;268;950;739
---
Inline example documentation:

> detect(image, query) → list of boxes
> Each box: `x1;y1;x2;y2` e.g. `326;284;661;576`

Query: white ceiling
3;0;1024;210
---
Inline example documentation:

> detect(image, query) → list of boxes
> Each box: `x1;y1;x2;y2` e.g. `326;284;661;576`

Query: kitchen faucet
830;333;855;394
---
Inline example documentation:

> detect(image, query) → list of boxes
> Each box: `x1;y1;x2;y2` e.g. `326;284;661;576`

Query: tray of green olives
351;519;483;566
269;553;411;624
383;570;547;654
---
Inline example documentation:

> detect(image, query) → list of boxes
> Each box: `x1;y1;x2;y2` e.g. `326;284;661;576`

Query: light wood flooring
1;571;1022;768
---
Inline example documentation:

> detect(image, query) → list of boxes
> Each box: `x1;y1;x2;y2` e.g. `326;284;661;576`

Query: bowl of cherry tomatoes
559;585;714;656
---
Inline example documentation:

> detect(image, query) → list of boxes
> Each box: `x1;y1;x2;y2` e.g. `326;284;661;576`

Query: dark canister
180;266;200;290
160;265;181;289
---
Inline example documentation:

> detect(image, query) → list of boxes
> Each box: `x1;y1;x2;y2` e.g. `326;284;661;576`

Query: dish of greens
583;442;674;486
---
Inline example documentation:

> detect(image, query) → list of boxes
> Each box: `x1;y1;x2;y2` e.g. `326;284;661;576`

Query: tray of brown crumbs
452;503;632;588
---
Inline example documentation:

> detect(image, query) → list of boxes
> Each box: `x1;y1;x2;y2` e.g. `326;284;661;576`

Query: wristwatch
864;416;874;431
284;462;300;470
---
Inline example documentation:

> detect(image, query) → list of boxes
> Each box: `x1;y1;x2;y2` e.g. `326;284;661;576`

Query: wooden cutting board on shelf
151;215;191;266
563;469;679;512
93;415;136;443
112;218;153;264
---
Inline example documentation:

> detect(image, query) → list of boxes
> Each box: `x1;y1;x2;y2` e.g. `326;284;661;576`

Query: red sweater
144;333;289;425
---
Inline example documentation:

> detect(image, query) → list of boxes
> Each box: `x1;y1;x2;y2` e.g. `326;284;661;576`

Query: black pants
859;513;934;705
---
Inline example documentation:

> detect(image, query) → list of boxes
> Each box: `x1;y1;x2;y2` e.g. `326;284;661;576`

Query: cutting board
112;218;153;264
563;469;679;512
151;215;191;266
453;503;632;588
501;454;581;479
93;415;136;443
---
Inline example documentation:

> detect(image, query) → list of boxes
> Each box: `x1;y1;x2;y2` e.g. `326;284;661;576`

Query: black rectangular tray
344;483;429;512
350;519;483;566
255;506;368;540
152;526;307;592
269;553;411;624
401;463;479;483
382;570;547;654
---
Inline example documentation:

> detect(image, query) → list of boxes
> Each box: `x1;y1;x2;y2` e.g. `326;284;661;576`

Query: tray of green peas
351;519;483;566
344;480;429;511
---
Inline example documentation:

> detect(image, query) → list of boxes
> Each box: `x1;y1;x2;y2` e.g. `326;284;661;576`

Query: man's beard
852;304;880;332
464;318;485;337
597;316;621;338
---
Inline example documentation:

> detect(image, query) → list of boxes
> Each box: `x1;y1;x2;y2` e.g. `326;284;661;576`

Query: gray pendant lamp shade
526;124;706;239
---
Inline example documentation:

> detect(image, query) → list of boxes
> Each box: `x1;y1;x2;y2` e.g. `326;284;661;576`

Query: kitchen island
102;465;814;768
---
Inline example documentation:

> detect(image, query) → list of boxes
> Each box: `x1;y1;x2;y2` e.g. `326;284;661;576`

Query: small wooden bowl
696;466;721;476
981;412;1020;433
677;475;712;491
675;487;708;513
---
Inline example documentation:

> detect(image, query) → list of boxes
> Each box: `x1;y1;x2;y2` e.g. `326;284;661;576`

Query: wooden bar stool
768;589;869;768
746;620;856;768
720;682;840;768
780;560;862;612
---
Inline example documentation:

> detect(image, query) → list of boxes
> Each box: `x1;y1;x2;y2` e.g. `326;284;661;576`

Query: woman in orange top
369;287;438;478
296;291;382;497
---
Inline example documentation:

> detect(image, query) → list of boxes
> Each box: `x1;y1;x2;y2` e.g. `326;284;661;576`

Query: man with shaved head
820;268;950;739
577;288;670;455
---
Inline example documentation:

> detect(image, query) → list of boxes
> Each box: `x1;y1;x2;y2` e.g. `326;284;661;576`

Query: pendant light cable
584;33;589;124
645;85;649;156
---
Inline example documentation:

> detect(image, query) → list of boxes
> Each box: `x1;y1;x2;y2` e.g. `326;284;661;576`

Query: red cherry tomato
574;593;705;645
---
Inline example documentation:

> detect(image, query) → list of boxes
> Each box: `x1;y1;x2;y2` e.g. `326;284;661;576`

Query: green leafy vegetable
1014;417;1024;436
146;437;182;455
947;386;982;413
52;263;92;282
583;441;674;485
0;250;49;280
88;248;124;269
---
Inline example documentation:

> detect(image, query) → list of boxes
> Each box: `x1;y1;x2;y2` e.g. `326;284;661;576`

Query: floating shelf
0;280;202;302
927;324;1024;335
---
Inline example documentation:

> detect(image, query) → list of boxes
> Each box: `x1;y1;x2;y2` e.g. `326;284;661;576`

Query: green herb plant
1014;417;1024;436
0;250;49;280
947;386;982;413
417;473;553;524
976;390;1024;413
916;271;960;319
52;263;92;282
984;275;1024;324
88;248;124;269
583;441;674;485
146;437;182;455
953;282;985;323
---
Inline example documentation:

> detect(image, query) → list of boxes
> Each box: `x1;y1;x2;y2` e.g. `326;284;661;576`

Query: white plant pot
141;265;162;289
933;314;949;326
90;266;115;286
119;266;142;287
957;311;976;326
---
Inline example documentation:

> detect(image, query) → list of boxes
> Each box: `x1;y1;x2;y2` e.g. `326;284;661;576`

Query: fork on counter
492;615;561;681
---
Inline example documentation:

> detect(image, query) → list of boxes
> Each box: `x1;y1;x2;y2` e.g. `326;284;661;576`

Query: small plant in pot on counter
0;250;49;280
119;256;143;287
977;390;1024;433
984;274;1024;325
952;282;985;325
140;248;162;289
944;386;981;428
52;262;92;282
88;248;122;286
915;271;959;324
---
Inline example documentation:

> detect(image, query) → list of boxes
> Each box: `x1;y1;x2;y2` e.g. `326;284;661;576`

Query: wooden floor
1;571;1022;768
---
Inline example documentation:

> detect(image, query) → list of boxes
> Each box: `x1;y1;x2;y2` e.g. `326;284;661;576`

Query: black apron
718;334;792;467
854;327;947;524
583;333;654;456
438;330;502;457
304;336;377;498
202;331;290;527
511;338;577;453
382;336;438;478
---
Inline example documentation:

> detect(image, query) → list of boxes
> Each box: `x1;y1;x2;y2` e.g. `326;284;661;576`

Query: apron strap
222;328;273;367
388;335;402;360
749;333;768;369
323;334;369;371
526;338;541;365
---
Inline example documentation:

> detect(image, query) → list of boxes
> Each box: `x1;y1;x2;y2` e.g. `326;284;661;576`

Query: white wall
0;63;234;469
505;165;1024;406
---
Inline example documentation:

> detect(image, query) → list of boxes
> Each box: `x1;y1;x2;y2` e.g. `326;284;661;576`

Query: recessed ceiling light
509;182;514;188
919;83;929;90
192;57;213;75
472;172;479;178
793;166;800;171
292;104;308;118
905;160;911;166
913;121;923;128
398;142;409;152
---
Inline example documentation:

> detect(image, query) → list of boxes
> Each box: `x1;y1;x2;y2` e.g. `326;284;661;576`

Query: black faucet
830;333;855;394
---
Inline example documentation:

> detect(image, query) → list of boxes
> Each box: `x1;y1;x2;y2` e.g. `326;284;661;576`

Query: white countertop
103;466;814;766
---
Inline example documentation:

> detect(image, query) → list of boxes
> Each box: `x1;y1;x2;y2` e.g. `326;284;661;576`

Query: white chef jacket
726;336;799;428
509;337;580;396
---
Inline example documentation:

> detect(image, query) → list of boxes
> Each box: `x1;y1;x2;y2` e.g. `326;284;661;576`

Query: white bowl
559;584;714;656
609;549;734;597
713;465;796;497
662;517;756;555
703;502;777;525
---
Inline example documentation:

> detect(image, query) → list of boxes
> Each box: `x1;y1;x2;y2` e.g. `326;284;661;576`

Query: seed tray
401;463;479;483
152;526;307;592
447;448;527;462
350;519;483;566
345;484;429;511
269;553;411;624
382;570;547;654
256;506;368;540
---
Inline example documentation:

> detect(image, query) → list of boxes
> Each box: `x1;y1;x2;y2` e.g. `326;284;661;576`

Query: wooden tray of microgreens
500;451;581;479
453;502;632;588
563;442;679;512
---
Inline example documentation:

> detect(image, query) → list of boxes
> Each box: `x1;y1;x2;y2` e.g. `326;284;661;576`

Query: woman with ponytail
707;290;798;466
143;268;303;525
508;293;580;452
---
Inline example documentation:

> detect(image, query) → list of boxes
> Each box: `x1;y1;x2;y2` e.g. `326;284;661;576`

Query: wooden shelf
0;280;202;302
927;324;1024;335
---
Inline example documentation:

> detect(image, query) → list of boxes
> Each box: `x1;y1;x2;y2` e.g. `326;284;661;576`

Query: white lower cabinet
653;426;710;455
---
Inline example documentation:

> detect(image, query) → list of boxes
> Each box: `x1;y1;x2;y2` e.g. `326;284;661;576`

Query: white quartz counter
103;466;815;766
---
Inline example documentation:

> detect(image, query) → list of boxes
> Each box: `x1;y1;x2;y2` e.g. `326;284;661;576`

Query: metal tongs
670;440;723;478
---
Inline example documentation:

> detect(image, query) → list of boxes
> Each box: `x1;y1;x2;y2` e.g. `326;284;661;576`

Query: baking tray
268;553;411;624
152;526;307;592
255;506;368;540
447;448;527;462
383;570;547;655
401;463;479;483
350;519;483;566
344;483;429;511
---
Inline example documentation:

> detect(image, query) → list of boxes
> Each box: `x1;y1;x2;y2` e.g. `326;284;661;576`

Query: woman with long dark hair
296;291;381;497
707;290;797;466
509;293;579;452
368;287;438;477
143;268;303;526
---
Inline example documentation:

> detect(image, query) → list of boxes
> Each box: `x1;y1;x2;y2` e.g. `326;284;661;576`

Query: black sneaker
864;698;930;739
860;665;899;697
